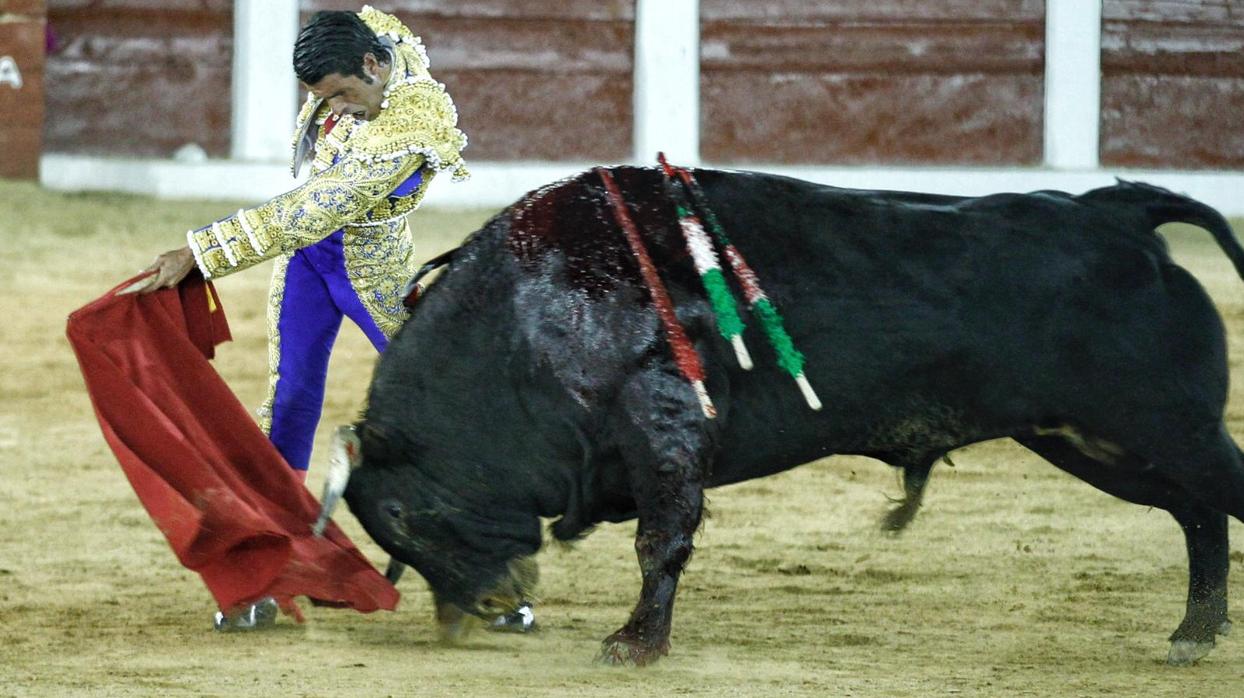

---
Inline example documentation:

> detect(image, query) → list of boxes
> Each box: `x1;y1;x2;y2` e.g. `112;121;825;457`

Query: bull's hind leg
1016;434;1233;664
597;367;712;667
1167;506;1231;664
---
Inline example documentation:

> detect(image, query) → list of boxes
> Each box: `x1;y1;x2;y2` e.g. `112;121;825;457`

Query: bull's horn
384;558;407;584
312;425;361;537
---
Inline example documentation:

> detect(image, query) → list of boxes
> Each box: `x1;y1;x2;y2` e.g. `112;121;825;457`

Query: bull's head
315;424;540;642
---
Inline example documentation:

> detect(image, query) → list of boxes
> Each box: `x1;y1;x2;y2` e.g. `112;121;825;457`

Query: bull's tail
1082;180;1244;282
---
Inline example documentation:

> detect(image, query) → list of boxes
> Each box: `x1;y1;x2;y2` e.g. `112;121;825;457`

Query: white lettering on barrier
0;57;23;89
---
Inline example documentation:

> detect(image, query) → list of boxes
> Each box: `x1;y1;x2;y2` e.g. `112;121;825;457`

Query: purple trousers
262;167;423;472
265;230;388;472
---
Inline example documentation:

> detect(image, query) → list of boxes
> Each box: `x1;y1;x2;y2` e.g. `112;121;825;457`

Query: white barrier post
633;0;700;165
231;0;300;162
1044;0;1102;170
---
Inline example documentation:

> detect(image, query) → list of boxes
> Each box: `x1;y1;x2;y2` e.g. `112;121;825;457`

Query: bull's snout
435;597;482;643
433;588;522;644
434;594;521;644
433;556;540;643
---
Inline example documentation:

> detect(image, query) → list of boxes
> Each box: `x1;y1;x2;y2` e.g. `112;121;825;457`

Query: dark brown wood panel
1;0;46;15
701;0;1046;166
704;73;1042;166
1104;0;1241;23
43;0;232;157
325;1;633;21
702;0;1047;23
0;1;45;179
1101;0;1244;169
301;1;635;162
436;69;632;161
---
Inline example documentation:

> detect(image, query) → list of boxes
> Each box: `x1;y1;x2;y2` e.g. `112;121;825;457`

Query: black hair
293;11;391;85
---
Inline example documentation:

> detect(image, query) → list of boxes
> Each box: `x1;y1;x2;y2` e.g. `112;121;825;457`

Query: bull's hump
504;168;688;298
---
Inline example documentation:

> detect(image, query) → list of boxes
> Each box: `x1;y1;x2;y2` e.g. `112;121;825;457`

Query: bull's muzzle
311;424;361;536
435;596;486;644
433;592;519;644
434;556;540;643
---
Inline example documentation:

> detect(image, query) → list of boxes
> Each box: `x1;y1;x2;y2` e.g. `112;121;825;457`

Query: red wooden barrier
0;0;45;179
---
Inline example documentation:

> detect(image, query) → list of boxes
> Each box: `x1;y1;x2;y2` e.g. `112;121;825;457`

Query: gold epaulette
360;6;431;68
351;77;470;181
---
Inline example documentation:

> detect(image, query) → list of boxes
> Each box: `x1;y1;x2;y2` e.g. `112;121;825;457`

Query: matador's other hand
118;246;197;295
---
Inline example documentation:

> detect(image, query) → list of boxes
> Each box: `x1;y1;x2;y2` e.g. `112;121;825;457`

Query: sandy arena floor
3;180;1244;696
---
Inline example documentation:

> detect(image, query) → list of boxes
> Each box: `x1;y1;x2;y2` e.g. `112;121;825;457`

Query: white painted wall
40;154;1244;216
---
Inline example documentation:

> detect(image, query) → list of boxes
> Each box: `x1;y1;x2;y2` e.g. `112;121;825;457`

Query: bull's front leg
598;476;704;666
598;368;712;666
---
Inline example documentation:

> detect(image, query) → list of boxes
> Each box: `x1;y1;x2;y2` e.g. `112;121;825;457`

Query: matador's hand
118;246;197;295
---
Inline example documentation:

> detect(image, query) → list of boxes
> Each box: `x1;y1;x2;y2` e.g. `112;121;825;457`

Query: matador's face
305;52;388;123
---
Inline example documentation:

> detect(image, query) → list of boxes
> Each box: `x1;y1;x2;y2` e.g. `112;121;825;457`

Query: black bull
328;167;1244;666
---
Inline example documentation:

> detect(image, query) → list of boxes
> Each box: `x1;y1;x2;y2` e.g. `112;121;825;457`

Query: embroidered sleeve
186;152;425;278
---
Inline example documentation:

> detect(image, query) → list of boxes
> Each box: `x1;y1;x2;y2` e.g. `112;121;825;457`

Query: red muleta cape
66;273;399;618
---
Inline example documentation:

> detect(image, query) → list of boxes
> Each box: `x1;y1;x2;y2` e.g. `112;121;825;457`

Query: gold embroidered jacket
187;6;468;322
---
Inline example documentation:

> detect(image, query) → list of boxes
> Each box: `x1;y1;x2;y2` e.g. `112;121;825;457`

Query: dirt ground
4;180;1244;696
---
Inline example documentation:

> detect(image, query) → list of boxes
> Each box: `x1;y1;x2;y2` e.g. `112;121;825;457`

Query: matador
134;6;466;475
134;5;534;634
130;8;537;633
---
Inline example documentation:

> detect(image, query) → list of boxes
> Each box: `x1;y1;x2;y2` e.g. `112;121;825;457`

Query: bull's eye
381;499;404;520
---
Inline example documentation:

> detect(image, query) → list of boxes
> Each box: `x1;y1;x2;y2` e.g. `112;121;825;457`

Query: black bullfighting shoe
488;601;537;633
213;596;278;632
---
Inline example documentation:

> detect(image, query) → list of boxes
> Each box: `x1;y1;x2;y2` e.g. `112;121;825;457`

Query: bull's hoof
596;632;668;667
1166;618;1232;665
1167;639;1214;666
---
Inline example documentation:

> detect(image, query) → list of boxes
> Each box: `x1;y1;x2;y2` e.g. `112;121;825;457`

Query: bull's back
690;173;1190;486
